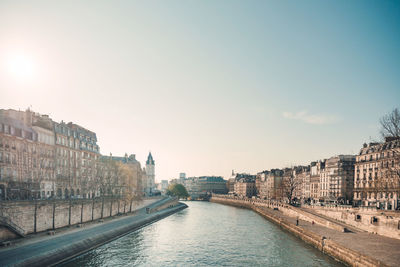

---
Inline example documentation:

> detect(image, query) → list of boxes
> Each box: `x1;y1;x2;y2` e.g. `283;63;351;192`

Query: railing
0;216;26;237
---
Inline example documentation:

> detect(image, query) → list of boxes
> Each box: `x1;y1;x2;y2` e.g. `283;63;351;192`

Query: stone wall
307;206;400;240
211;196;388;267
211;196;347;232
0;197;140;241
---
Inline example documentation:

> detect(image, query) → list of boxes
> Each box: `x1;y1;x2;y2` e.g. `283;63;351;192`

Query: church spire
146;152;155;165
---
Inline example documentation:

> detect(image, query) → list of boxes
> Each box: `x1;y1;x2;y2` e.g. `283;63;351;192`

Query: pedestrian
312;221;314;225
296;217;299;226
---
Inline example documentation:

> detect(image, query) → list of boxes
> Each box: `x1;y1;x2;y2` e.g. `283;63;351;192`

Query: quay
0;197;187;267
211;195;400;267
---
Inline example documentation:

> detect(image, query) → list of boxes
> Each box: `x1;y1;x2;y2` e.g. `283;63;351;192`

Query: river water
62;201;344;267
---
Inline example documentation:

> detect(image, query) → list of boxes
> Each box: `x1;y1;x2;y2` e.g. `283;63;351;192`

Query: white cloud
282;111;339;125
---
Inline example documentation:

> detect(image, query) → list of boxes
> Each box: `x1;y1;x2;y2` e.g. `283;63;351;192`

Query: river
62;201;344;266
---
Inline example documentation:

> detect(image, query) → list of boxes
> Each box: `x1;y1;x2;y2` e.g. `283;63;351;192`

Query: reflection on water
62;201;344;267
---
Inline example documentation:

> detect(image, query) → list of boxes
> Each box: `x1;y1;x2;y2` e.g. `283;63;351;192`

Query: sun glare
6;54;36;81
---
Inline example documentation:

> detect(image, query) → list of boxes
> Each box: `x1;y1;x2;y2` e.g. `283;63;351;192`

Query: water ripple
61;202;344;267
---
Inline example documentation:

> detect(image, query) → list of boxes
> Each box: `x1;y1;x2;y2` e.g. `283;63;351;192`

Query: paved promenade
0;197;184;267
258;206;400;267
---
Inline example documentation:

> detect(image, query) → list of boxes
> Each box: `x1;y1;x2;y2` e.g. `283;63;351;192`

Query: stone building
184;176;227;199
310;160;325;203
53;121;100;199
265;169;284;200
0;109;59;200
293;166;310;201
353;137;400;210
32;114;56;199
301;166;311;201
157;180;169;193
318;155;355;204
98;153;145;198
0;113;40;199
0;108;146;201
234;176;256;198
144;152;155;195
256;170;269;198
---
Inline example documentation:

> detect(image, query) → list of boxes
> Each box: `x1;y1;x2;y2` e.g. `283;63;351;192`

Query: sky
1;1;399;182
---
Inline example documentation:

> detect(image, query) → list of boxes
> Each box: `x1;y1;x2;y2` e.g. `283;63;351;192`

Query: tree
281;170;302;205
166;183;189;199
380;108;400;139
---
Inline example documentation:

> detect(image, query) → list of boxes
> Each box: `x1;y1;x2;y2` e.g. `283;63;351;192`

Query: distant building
310;160;325;203
297;166;311;201
233;174;256;198
157;180;169;193
184;176;227;199
100;153;145;198
145;152;155;195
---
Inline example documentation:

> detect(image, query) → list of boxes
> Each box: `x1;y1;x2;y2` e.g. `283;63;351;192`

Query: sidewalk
258;206;400;267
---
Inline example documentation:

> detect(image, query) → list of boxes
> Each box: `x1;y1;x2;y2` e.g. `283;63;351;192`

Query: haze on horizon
1;1;399;182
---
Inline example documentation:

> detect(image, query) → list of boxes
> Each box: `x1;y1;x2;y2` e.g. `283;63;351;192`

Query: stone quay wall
306;205;400;240
211;196;388;267
0;197;146;241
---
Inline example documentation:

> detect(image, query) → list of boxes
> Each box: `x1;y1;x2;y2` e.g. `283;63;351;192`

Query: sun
6;54;36;81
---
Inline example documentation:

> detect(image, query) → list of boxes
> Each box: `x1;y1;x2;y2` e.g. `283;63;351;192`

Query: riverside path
265;206;400;266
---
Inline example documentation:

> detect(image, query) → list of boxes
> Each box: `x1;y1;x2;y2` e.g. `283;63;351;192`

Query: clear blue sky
1;1;399;181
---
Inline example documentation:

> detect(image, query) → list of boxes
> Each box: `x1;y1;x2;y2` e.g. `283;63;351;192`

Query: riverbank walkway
0;197;185;267
258;206;400;267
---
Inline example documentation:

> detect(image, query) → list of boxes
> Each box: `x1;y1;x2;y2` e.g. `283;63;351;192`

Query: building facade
310;160;325;203
318;155;355;204
353;137;400;210
0;109;146;201
234;177;256;198
145;152;155;195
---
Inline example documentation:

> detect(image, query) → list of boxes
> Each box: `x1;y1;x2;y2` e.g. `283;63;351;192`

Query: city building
233;174;256;198
0;111;41;199
99;153;145;198
145;152;155;195
54;121;100;199
297;166;311;201
319;155;355;204
184;176;227;199
157;180;169;193
353;137;400;210
0;108;146;201
310;160;325;203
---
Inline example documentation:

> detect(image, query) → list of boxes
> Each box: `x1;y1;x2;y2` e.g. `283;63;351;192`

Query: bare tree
281;169;302;205
380;108;400;139
384;147;400;204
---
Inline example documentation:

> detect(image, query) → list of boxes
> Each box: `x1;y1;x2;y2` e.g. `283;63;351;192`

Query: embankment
0;197;148;241
211;196;388;267
0;198;187;267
